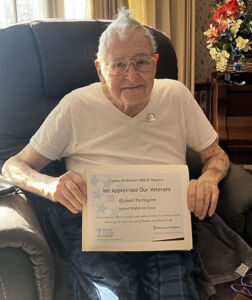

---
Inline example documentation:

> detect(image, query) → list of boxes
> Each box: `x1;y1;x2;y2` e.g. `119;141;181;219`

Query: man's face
96;28;157;107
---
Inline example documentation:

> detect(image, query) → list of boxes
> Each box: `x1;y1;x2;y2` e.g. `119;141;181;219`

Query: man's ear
94;59;105;83
153;54;159;77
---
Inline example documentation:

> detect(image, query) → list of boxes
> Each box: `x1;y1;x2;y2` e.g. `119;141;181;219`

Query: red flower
212;6;227;23
223;0;239;16
218;22;228;32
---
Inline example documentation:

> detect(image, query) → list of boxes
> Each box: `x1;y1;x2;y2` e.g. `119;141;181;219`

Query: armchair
0;20;251;300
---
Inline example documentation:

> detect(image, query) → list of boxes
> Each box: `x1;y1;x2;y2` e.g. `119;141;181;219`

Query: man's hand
187;139;229;220
187;179;219;220
48;171;87;214
2;144;87;214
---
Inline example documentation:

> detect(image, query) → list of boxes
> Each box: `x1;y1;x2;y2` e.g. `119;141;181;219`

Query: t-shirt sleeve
183;88;217;152
30;96;73;160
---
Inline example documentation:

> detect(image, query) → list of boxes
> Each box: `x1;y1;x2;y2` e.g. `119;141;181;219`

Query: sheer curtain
0;0;67;27
49;0;129;20
0;0;48;27
55;0;128;21
128;0;196;92
63;0;92;19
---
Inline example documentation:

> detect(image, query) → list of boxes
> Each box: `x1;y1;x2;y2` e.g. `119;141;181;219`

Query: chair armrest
0;248;38;299
185;150;251;244
217;163;252;242
0;192;55;300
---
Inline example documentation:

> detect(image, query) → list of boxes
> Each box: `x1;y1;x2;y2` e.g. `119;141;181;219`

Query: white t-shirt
30;79;217;175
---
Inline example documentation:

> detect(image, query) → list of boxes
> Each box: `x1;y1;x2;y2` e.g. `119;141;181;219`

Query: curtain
128;0;196;93
46;0;128;20
91;0;128;19
45;0;64;18
128;0;170;36
169;0;195;93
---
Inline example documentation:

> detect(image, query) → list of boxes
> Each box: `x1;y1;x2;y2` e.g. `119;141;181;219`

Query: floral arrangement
204;0;252;72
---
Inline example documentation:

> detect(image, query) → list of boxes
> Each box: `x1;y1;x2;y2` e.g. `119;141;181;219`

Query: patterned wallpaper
195;0;215;83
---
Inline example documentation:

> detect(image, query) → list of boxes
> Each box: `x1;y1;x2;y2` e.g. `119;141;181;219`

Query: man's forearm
2;157;55;200
199;141;230;185
3;156;86;213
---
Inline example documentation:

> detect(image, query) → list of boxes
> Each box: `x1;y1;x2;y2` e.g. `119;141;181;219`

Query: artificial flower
220;49;231;59
230;19;243;36
204;0;252;72
210;48;218;59
212;6;228;23
223;0;239;16
236;36;252;51
216;59;228;71
205;24;219;45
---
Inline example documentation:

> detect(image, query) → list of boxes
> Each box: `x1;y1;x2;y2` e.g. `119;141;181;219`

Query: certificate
82;165;192;251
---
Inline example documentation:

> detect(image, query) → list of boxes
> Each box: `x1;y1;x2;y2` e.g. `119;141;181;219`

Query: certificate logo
96;228;114;239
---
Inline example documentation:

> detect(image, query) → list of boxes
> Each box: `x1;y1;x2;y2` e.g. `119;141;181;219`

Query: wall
195;0;215;83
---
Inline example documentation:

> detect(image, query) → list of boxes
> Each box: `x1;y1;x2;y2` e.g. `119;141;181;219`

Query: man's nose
125;62;139;81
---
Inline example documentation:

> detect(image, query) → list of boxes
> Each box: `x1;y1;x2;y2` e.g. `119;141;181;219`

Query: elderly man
3;8;229;300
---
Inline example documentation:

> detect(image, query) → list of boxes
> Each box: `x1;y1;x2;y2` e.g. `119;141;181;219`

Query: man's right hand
2;143;86;214
49;171;87;213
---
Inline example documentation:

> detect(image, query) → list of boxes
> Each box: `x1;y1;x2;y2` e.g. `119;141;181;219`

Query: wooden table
211;78;252;164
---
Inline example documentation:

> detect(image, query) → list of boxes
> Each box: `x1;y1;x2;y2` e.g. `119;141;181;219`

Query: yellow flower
214;50;230;71
238;1;246;13
219;50;230;59
249;21;252;31
231;19;242;36
236;36;252;52
210;48;218;59
216;59;228;72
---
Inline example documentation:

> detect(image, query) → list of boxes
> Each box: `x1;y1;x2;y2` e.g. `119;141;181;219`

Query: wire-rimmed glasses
106;54;159;75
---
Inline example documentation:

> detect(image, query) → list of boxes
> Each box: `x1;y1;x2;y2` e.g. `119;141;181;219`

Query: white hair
97;7;157;61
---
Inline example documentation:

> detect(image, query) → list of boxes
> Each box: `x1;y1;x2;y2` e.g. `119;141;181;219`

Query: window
64;0;91;20
0;0;46;28
0;0;91;28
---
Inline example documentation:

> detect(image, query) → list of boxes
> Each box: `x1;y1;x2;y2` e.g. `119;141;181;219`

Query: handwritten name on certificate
82;165;192;252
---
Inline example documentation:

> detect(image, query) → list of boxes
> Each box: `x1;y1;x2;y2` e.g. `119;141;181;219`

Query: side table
211;78;252;164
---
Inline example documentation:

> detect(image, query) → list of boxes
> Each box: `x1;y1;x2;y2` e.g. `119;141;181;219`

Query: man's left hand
187;179;219;220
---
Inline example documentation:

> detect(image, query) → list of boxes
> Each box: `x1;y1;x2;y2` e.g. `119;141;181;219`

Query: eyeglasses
106;54;158;75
